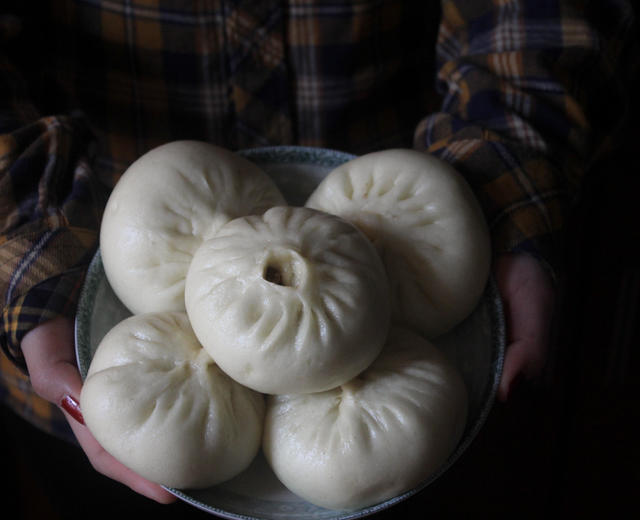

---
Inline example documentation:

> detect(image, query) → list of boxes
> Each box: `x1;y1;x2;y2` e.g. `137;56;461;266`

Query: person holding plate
0;0;637;515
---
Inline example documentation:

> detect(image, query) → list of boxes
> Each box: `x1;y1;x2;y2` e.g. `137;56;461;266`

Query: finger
497;338;544;402
22;316;82;404
494;253;555;402
22;317;176;504
64;412;176;504
501;287;552;393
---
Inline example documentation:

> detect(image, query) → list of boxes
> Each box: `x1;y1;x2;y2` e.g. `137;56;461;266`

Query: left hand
494;253;556;402
22;316;177;504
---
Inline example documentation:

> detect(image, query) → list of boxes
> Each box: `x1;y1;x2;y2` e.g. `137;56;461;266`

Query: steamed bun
100;140;285;315
262;327;468;511
306;148;491;338
80;312;265;489
184;206;391;395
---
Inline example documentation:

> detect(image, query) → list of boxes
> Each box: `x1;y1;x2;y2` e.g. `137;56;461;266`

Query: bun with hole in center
184;206;391;395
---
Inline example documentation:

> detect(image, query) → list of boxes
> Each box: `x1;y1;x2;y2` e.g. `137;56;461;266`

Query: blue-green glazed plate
75;146;505;520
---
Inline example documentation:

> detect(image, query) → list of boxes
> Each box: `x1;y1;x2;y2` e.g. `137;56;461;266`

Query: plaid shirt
0;1;636;439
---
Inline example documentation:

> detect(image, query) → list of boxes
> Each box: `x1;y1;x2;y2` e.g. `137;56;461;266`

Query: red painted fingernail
60;395;85;425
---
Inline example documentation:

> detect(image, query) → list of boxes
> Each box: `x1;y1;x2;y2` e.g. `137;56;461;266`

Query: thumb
22;315;83;409
494;253;555;402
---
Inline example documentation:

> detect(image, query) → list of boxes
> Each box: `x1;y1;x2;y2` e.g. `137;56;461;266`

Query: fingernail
60;394;85;425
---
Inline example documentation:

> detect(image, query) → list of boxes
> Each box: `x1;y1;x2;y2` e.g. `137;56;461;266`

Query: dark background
2;4;639;516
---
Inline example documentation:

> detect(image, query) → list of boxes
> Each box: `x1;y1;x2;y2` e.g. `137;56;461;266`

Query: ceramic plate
75;145;505;520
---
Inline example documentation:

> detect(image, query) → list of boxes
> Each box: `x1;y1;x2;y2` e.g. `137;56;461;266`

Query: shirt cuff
1;224;96;372
414;122;568;281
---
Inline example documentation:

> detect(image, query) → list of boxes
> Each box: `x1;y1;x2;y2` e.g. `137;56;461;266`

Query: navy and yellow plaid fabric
415;0;637;275
40;0;439;184
1;1;637;439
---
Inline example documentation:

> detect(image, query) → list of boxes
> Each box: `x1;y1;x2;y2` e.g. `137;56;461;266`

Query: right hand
21;315;176;504
494;253;555;402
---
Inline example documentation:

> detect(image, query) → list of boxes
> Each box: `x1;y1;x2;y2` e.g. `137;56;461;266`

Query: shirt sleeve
414;0;636;278
1;22;103;372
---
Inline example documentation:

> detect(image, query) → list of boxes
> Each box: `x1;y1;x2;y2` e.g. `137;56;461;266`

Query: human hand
21;315;176;504
494;253;555;402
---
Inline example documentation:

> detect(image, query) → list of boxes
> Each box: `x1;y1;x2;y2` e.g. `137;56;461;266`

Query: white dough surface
100;140;285;314
80;312;265;489
263;327;468;511
185;206;391;395
306;148;491;338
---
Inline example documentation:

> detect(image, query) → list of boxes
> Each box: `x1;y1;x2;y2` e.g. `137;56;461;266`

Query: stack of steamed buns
81;141;491;511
